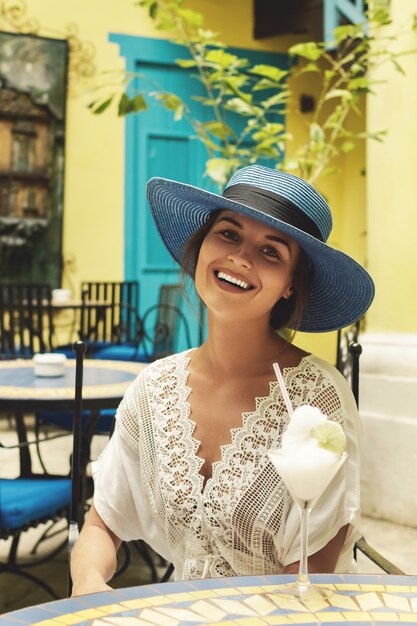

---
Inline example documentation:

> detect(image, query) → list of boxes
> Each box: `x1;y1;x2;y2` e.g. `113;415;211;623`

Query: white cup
52;288;71;303
33;353;67;377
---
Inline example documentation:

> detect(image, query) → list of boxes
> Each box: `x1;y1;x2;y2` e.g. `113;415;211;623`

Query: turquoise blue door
110;34;287;349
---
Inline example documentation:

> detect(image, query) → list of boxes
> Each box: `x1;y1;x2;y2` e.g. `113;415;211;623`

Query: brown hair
180;212;310;334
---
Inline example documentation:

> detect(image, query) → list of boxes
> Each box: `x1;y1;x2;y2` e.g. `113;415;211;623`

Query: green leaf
202;121;236;141
131;93;148;112
176;58;197;68
281;158;300;172
117;93;148;116
192;96;219;106
118;93;130;115
391;56;406;75
333;24;359;45
324;69;336;81
205;158;233;185
322;167;339;177
255;143;280;158
324;89;354;102
350;63;364;76
177;8;204;28
341;141;355;153
222;80;252;103
252;78;283;91
205;49;239;68
192;96;220;107
248;65;288;83
348;76;370;93
223;97;255;115
252;123;285;143
373;8;392;27
298;62;320;74
289;42;323;61
198;29;224;46
154;92;182;110
309;123;325;144
89;96;113;114
220;75;249;91
263;91;290;108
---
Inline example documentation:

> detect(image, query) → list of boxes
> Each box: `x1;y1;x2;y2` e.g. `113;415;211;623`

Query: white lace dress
92;350;361;580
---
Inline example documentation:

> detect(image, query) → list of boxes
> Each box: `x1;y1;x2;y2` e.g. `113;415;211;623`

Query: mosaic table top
1;574;417;626
0;359;145;402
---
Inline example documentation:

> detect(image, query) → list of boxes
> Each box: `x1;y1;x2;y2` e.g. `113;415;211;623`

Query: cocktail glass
268;447;347;601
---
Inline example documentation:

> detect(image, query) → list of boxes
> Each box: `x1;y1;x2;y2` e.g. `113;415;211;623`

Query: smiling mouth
215;271;254;290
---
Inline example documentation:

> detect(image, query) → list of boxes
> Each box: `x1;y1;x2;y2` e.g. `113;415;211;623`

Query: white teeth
217;271;249;290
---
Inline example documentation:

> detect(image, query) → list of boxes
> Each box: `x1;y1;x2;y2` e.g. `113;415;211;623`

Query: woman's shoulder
305;353;348;382
146;348;196;372
300;353;357;408
141;349;196;394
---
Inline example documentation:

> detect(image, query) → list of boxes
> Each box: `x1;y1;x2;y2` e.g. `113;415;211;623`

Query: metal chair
94;284;191;363
0;282;54;359
0;409;72;600
0;341;95;601
38;281;142;451
78;280;141;357
336;324;405;574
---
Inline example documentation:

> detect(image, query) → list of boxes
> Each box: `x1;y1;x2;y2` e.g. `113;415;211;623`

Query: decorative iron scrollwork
0;0;96;88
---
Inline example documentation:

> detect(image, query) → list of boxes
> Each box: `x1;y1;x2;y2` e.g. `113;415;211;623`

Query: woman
71;165;374;595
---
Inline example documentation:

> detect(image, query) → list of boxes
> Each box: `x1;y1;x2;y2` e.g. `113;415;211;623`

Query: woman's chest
188;379;275;479
150;374;286;497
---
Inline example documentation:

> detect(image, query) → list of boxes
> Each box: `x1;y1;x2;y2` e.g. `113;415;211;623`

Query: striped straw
273;362;294;418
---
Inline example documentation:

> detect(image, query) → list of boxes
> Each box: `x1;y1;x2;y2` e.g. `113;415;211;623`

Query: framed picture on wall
0;31;68;287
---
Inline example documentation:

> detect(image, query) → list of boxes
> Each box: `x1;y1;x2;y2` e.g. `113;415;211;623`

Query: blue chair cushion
36;409;116;435
92;345;148;362
52;345;76;359
0;478;71;531
53;340;114;359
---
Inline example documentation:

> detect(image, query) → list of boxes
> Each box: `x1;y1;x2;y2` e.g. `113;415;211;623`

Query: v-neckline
183;351;312;496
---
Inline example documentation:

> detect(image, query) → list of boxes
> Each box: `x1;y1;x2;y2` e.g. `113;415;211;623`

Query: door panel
110;34;287;350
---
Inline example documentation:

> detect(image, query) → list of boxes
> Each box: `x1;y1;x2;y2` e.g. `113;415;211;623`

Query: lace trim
147;351;204;529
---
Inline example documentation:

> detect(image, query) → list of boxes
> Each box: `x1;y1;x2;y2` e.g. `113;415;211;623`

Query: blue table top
1;573;417;625
0;359;145;404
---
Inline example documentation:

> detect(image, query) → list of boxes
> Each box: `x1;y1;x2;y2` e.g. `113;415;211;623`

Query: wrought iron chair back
141;284;191;362
79;280;139;349
0;283;54;359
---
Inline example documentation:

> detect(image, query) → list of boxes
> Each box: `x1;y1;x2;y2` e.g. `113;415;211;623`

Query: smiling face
194;210;300;327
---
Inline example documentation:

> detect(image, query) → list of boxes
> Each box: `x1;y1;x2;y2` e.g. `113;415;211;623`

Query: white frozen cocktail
268;405;347;507
268;402;347;600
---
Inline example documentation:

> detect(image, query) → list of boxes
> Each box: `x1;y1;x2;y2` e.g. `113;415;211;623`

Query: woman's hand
71;578;113;597
70;504;122;596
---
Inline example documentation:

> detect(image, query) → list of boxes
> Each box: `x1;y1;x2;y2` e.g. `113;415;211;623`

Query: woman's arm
284;523;349;574
70;503;122;596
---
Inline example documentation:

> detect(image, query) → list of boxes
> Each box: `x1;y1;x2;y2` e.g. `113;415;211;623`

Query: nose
227;243;253;268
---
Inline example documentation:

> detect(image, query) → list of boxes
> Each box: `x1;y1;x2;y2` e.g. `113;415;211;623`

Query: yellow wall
3;0;370;361
6;0;303;293
367;0;417;333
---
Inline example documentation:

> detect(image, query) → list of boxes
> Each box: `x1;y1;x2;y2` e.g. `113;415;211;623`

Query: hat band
223;183;324;242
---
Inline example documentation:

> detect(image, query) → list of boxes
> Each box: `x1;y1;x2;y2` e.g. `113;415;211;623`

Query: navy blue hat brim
146;177;375;333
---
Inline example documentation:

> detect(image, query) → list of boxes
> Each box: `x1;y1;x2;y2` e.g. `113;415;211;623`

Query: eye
219;229;239;242
261;245;281;260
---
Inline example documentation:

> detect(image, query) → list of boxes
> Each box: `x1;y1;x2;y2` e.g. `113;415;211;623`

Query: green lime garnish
310;421;346;457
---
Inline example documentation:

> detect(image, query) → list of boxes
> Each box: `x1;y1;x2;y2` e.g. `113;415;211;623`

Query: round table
0;359;145;412
1;573;417;625
0;359;145;477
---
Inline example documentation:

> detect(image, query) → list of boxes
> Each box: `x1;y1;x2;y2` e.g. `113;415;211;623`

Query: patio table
0;358;145;476
1;573;417;625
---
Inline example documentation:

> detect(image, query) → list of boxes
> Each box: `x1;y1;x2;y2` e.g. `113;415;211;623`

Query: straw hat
146;165;374;332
